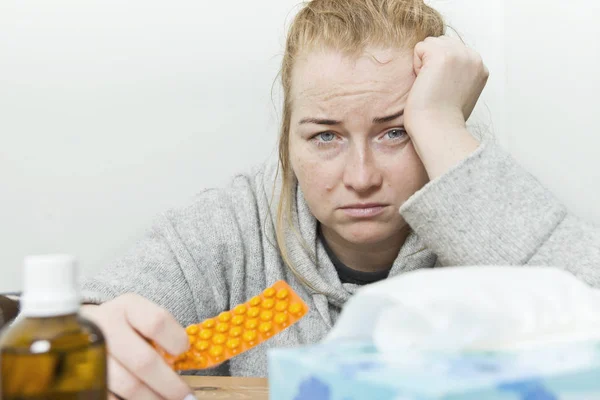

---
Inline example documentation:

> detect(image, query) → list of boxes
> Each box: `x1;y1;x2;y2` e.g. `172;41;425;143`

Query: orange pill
245;319;259;329
186;325;199;335
260;310;273;321
218;312;232;322
249;296;261;306
275;300;289;312
226;338;241;349
275;313;288;325
262;298;275;309
191;352;204;363
199;329;212;340
289;303;303;315
230;326;243;337
195;341;210;351
197;359;207;367
158;280;309;372
202;319;216;329
234;304;247;315
212;334;226;345
210;345;224;357
259;322;273;333
243;330;257;342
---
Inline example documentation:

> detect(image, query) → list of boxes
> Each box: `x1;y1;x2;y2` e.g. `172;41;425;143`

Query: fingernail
183;394;198;400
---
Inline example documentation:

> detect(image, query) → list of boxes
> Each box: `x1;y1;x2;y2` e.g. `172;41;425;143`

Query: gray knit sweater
81;143;600;377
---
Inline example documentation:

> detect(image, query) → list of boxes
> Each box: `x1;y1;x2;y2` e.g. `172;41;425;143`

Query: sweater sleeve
80;171;263;329
399;143;600;288
80;213;211;328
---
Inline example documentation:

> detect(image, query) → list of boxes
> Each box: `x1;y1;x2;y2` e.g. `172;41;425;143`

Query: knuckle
441;50;458;64
482;63;490;75
475;59;489;78
144;309;170;337
130;350;159;374
467;50;484;66
474;55;485;68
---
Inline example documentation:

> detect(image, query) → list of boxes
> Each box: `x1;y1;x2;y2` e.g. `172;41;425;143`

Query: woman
79;0;600;399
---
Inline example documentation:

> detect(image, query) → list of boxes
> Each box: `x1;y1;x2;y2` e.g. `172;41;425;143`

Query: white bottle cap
20;254;81;317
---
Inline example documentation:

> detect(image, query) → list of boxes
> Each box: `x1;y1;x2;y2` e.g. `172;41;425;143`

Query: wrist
407;108;466;134
409;123;480;180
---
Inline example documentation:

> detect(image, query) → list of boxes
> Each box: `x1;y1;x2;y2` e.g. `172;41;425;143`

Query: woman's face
289;47;429;247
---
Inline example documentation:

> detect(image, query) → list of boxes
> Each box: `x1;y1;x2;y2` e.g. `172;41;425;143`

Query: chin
338;222;400;245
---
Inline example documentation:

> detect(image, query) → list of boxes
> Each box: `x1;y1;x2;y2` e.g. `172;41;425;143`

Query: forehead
290;47;415;114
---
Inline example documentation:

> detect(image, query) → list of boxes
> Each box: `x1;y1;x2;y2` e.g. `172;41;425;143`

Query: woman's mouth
339;203;389;218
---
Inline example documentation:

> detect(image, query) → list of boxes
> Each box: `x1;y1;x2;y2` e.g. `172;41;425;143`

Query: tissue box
268;341;600;399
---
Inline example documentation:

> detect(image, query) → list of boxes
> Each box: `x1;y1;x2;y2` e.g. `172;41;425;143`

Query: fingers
82;296;196;400
120;294;189;356
108;357;162;400
413;35;487;77
413;41;426;75
108;317;194;400
413;36;451;75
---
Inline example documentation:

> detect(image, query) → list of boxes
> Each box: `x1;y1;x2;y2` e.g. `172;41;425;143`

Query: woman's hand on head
80;295;196;400
406;36;489;129
404;36;489;179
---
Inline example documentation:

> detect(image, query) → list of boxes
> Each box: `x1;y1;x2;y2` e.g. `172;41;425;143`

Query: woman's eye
317;132;336;142
385;128;407;140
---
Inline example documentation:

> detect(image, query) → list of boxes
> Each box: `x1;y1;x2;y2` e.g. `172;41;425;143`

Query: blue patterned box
268;341;600;400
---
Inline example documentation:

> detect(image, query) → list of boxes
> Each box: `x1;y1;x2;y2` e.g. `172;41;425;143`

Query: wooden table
183;376;268;399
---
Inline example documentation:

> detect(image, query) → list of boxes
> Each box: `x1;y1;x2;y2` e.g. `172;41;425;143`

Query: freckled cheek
290;142;346;208
293;159;338;200
381;144;429;202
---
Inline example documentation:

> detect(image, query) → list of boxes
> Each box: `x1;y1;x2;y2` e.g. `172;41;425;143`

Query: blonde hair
275;0;445;287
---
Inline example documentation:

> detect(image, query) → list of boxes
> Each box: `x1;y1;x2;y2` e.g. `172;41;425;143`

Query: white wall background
505;0;600;225
0;0;296;291
0;0;596;292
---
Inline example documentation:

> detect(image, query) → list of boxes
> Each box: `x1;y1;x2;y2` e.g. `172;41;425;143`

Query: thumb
413;41;427;76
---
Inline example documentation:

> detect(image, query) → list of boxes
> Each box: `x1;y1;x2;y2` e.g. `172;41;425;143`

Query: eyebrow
299;117;341;125
299;109;404;126
372;109;404;124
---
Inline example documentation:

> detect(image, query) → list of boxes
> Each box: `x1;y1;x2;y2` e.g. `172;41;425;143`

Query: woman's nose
342;146;383;194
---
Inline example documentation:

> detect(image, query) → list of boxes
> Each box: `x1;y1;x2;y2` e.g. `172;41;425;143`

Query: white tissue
325;266;600;353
